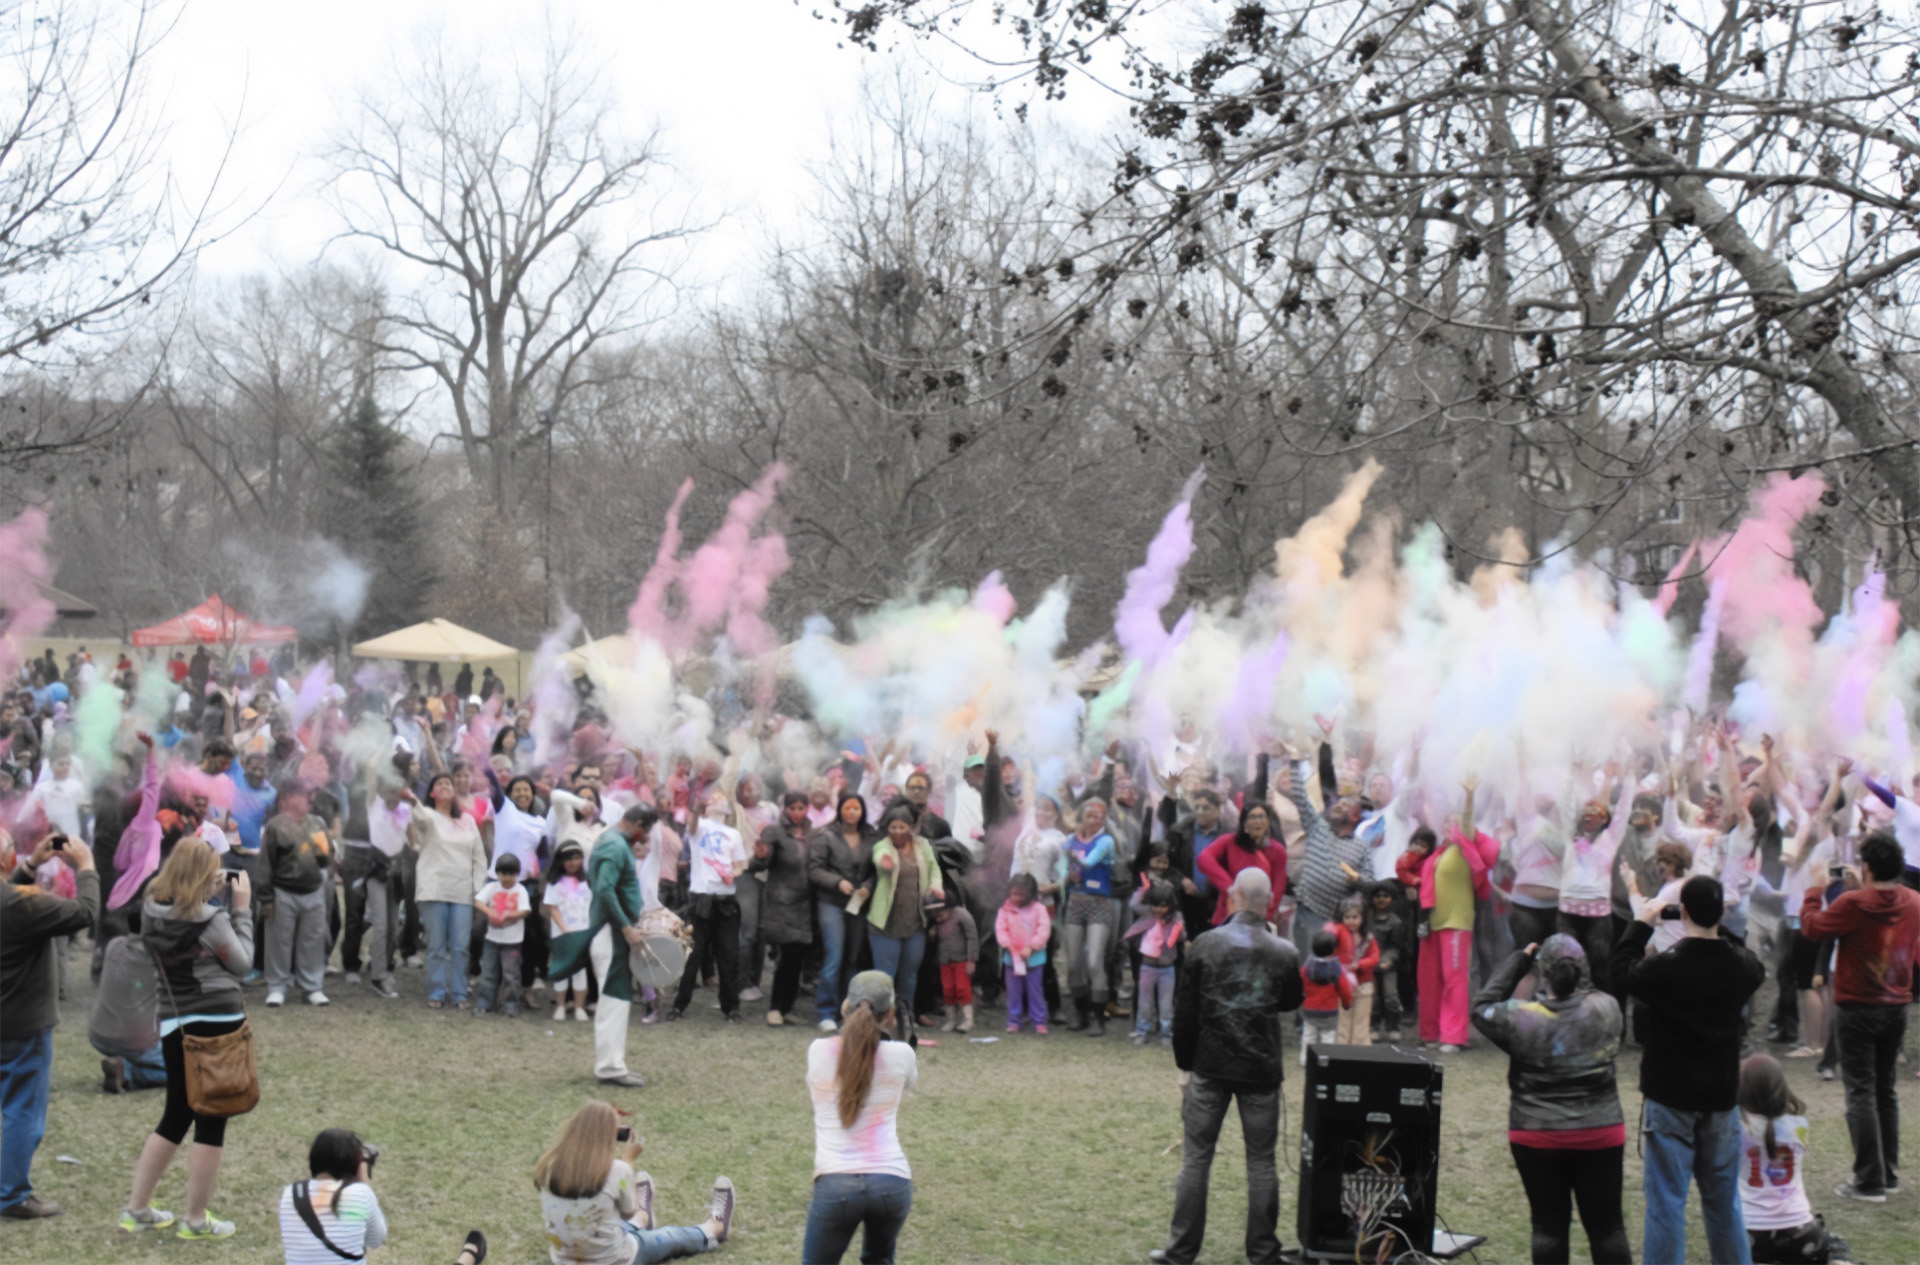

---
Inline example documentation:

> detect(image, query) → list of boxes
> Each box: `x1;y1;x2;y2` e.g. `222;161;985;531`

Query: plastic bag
89;934;160;1059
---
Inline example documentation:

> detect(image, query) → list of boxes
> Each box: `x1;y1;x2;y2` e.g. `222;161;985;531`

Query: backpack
89;933;160;1059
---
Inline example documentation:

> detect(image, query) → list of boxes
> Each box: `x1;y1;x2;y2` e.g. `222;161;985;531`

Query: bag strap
292;1181;365;1261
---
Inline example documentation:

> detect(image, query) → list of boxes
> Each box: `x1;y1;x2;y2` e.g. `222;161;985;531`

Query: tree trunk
1511;0;1920;533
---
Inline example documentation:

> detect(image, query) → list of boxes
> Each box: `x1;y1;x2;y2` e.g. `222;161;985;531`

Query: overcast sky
147;0;1129;296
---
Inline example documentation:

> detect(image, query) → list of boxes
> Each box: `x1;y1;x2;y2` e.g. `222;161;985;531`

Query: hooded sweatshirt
1799;883;1920;1007
142;897;254;1023
1472;936;1624;1141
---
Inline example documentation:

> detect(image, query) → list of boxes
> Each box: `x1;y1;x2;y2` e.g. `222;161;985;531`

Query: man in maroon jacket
1801;829;1920;1203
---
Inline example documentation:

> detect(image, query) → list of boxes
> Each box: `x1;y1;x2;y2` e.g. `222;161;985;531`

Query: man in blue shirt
226;753;276;978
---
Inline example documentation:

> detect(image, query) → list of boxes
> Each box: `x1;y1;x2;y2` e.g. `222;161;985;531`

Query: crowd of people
0;640;1916;1264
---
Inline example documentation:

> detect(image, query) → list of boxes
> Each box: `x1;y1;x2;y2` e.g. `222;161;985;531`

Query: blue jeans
802;1172;913;1264
421;900;473;1003
0;1029;53;1209
868;932;926;1019
816;899;866;1022
1135;964;1176;1036
1641;1100;1750;1265
619;1219;711;1262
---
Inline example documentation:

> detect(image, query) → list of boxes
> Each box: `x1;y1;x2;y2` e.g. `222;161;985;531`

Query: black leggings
155;1020;243;1148
1509;1142;1632;1264
769;943;808;1015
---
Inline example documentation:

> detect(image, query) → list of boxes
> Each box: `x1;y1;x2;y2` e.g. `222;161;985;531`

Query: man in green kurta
548;806;649;1088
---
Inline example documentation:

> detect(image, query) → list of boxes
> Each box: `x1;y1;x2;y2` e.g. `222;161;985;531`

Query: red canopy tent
129;594;297;648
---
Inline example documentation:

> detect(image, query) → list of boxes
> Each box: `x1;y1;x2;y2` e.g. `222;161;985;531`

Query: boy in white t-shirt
473;853;532;1017
667;796;749;1022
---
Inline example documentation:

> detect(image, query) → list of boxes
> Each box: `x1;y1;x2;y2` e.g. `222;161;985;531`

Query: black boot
1069;995;1091;1031
1087;1006;1107;1037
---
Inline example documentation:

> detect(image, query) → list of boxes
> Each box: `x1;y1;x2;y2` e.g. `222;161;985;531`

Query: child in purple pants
996;874;1053;1035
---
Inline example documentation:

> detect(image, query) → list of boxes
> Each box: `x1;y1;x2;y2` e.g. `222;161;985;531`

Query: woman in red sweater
1195;804;1285;927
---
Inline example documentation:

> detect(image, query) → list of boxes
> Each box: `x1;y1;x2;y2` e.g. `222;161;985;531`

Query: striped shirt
1287;759;1369;916
279;1180;386;1264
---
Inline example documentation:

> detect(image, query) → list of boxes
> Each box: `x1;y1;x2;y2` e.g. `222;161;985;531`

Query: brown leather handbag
151;944;260;1118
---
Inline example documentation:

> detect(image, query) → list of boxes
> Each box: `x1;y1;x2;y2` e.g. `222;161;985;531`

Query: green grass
9;959;1920;1264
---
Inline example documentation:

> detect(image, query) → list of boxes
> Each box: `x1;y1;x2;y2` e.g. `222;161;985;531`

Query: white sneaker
324;964;341;976
575;1007;591;1023
553;1004;566;1022
739;986;764;1002
344;972;362;985
265;991;286;1007
818;1018;838;1032
406;954;425;968
528;979;549;995
307;991;331;1006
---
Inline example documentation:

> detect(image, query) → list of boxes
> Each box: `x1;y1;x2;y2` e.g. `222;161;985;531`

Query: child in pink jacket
996;873;1053;1034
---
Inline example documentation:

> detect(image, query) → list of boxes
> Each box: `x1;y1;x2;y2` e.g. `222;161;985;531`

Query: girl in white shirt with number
1736;1055;1852;1265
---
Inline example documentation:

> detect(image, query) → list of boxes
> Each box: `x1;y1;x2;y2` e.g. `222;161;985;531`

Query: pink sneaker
1035;1023;1049;1036
1005;1021;1020;1034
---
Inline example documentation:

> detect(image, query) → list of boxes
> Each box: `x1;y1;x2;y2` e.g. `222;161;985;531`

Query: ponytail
835;1001;886;1127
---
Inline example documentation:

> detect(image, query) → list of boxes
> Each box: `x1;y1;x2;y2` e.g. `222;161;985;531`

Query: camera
615;1126;631;1144
1829;864;1848;880
361;1143;380;1175
224;871;238;885
1658;904;1683;921
47;834;65;852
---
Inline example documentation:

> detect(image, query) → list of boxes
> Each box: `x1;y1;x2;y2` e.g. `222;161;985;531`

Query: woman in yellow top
1416;778;1493;1053
866;809;944;1029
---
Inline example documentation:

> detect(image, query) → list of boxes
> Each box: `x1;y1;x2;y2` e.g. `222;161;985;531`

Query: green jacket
867;835;941;934
547;826;641;1001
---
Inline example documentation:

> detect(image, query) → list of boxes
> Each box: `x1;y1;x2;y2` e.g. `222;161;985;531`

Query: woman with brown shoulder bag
120;836;258;1241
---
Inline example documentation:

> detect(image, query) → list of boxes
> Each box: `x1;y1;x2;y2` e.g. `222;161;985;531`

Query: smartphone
224;871;239;885
1829;864;1847;879
615;1126;632;1144
1658;904;1683;921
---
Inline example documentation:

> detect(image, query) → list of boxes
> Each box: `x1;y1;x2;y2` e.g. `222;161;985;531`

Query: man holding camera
0;830;99;1219
1612;873;1765;1265
1800;829;1920;1203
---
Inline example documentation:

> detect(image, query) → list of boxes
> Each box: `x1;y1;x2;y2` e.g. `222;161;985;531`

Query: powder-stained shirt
540;1159;642;1265
807;1037;917;1179
1287;759;1368;916
1800;883;1920;1007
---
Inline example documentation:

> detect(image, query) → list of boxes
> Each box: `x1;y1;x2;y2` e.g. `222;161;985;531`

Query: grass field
7;956;1919;1265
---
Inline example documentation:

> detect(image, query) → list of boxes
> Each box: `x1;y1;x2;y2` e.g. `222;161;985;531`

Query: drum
629;907;691;987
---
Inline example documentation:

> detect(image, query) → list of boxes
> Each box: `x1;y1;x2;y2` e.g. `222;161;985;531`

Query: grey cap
845;969;896;1017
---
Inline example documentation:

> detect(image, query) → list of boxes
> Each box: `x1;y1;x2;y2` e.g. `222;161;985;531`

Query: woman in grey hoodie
119;837;254;1241
1472;933;1631;1265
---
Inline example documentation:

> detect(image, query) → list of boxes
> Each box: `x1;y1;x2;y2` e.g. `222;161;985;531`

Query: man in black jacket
1;830;101;1218
1154;868;1304;1265
1612;874;1764;1265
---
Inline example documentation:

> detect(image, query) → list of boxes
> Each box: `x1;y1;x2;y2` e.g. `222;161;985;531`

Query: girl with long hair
1737;1055;1852;1264
120;838;254;1240
803;971;918;1264
534;1100;733;1264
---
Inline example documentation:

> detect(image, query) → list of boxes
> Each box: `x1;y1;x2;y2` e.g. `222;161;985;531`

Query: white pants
1301;1013;1339;1065
588;927;631;1080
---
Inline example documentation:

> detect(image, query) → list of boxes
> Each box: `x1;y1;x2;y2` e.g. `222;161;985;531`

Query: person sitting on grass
535;1099;734;1265
278;1127;386;1263
1737;1054;1854;1265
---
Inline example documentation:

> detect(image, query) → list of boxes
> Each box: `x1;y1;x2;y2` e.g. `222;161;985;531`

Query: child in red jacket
1300;927;1353;1064
1329;894;1381;1045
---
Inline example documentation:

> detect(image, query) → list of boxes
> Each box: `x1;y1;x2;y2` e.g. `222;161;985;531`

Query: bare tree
0;0;224;466
326;25;702;510
833;0;1920;577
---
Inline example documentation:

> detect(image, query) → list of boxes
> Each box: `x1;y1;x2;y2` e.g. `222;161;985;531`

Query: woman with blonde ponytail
803;971;918;1263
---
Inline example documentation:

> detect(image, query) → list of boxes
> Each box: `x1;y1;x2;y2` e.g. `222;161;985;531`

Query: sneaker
1035;1023;1049;1035
1006;1022;1020;1034
1820;1066;1837;1081
369;978;399;998
176;1212;236;1239
242;969;264;985
472;1003;491;1016
766;1010;784;1027
707;1176;735;1243
818;1018;838;1033
1130;1032;1148;1046
118;1206;173;1231
406;954;425;968
576;1007;591;1023
1438;1044;1464;1054
553;1004;566;1022
344;972;362;985
739;987;764;1002
1784;1045;1822;1059
503;1005;520;1018
708;999;723;1010
529;978;549;995
325;964;341;976
1835;1180;1887;1203
633;1171;654;1231
307;991;330;1006
265;990;286;1007
641;1009;659;1024
725;1012;742;1023
1161;1036;1173;1048
0;1196;60;1219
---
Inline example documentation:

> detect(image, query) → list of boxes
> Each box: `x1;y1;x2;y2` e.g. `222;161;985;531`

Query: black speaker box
1296;1043;1443;1261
